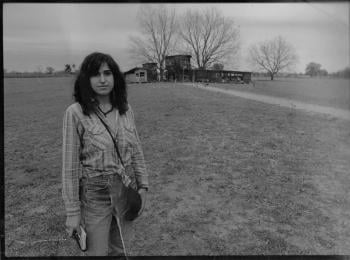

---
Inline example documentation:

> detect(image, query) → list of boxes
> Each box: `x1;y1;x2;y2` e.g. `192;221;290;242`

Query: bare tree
178;8;240;70
248;36;298;80
129;5;177;81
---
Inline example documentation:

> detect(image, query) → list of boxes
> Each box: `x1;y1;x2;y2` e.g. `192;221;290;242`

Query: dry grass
4;78;350;256
210;77;350;110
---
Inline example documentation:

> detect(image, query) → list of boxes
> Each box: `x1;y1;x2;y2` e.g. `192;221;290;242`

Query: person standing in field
62;52;149;256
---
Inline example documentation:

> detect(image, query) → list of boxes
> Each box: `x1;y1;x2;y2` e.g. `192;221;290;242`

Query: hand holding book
72;225;87;251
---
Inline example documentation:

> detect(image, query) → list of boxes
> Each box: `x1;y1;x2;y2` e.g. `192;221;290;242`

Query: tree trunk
159;68;163;81
270;73;274;80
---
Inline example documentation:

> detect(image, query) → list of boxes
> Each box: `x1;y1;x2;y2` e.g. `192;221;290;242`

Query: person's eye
104;70;112;76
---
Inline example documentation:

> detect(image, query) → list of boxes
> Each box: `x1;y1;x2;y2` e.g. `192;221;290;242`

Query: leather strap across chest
94;109;132;187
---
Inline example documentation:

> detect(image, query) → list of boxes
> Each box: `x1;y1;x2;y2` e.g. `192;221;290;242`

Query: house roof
124;67;146;74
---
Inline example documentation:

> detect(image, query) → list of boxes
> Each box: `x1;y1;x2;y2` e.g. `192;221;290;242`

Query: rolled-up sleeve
62;107;82;217
129;107;149;190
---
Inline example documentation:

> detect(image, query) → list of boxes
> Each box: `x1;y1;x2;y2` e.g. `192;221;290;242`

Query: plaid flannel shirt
62;103;148;217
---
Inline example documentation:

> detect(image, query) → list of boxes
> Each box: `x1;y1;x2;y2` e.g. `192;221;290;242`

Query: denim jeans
80;174;134;256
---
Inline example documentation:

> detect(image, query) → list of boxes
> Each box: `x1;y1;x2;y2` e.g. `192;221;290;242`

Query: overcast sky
3;2;349;73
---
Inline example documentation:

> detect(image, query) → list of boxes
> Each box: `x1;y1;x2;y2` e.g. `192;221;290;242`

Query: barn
165;54;192;81
124;67;148;83
142;62;158;82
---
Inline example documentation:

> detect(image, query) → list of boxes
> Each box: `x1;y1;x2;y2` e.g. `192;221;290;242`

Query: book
72;225;87;251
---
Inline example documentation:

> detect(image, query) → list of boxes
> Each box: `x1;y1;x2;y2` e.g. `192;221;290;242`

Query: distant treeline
3;71;77;78
331;67;350;78
252;67;350;79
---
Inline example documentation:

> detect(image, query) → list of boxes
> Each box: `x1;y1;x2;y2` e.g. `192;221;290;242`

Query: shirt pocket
85;123;109;151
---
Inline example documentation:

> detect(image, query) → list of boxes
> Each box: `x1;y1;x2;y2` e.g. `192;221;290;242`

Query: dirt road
185;83;350;120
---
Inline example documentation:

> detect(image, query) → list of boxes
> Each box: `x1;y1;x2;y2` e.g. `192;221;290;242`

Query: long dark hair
74;52;128;115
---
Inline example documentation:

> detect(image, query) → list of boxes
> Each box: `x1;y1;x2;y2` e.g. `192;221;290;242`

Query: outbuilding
124;67;148;83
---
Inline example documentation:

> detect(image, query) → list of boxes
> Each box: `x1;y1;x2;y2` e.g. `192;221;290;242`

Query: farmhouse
125;54;251;83
124;67;148;83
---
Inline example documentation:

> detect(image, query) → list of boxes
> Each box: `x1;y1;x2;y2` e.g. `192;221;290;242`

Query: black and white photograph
3;2;350;257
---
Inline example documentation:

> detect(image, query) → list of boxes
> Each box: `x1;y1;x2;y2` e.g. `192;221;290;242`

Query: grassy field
4;77;350;256
207;77;350;111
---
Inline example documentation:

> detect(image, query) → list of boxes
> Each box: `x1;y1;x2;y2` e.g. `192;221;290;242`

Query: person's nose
99;74;105;83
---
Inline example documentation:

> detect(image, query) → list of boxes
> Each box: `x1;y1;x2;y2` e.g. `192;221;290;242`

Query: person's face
90;62;114;97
